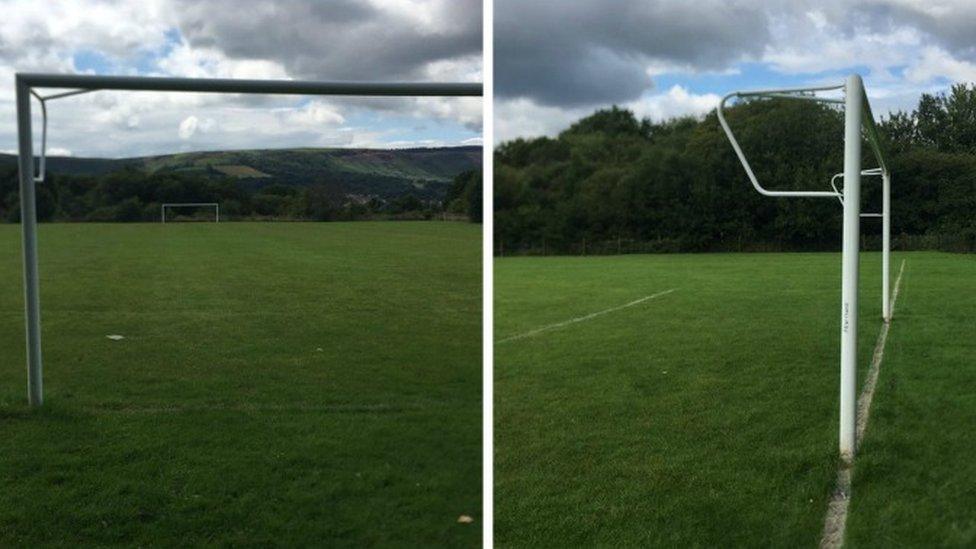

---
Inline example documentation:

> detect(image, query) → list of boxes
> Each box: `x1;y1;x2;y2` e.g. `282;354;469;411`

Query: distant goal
161;203;220;223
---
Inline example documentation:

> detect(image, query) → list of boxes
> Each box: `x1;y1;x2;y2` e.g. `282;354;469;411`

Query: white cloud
494;98;585;142
156;40;290;80
494;0;976;141
806;9;828;30
495;86;720;143
0;0;175;58
368;0;454;33
0;0;481;156
626;86;720;122
282;101;346;127
422;54;484;82
905;46;976;83
761;15;925;75
178;115;199;139
413;97;482;130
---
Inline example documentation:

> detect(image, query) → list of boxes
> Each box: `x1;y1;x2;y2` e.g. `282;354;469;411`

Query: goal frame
14;72;481;407
161;202;220;223
716;74;890;461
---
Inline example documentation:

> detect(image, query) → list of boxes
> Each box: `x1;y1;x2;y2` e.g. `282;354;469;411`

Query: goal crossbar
14;72;482;407
717;74;891;461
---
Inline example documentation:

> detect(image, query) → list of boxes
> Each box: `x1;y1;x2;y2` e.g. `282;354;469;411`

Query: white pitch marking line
819;258;907;549
496;288;677;344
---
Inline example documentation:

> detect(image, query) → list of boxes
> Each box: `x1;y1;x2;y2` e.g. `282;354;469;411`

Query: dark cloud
173;0;482;81
495;0;768;107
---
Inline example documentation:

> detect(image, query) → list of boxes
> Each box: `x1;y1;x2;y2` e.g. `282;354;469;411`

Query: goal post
717;74;890;461
14;72;482;407
161;203;220;223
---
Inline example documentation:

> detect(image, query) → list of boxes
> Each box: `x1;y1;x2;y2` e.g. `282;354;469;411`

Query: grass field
0;221;481;546
495;251;975;547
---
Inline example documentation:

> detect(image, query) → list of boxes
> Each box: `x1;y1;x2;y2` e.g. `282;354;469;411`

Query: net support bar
15;72;483;407
718;74;890;462
717;84;844;198
831;169;891;322
29;89;94;183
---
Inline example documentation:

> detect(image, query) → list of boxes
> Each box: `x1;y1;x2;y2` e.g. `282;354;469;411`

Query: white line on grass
496;288;677;344
819;259;907;549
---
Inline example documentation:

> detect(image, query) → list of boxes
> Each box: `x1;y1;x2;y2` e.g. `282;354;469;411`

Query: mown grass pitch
0;222;481;546
495;251;975;547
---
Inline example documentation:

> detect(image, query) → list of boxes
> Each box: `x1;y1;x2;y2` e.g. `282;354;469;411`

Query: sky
0;0;482;158
495;0;976;142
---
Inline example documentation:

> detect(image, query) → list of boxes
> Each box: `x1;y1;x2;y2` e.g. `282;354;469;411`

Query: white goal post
161;203;220;223
717;74;890;461
14;72;481;407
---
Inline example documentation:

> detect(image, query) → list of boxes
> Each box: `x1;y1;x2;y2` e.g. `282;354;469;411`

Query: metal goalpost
716;74;890;461
14;72;482;407
161;203;220;223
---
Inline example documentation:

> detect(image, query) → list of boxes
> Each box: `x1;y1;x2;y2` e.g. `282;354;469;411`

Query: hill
0;146;481;200
0;146;483;223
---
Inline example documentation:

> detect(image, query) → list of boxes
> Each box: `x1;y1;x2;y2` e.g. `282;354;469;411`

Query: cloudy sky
0;0;482;158
495;0;976;142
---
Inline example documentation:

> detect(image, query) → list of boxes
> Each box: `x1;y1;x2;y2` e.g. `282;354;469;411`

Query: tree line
0;168;482;223
495;84;976;254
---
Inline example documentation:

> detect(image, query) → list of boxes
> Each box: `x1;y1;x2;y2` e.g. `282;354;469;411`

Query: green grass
846;254;976;547
0;221;481;546
495;251;974;547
